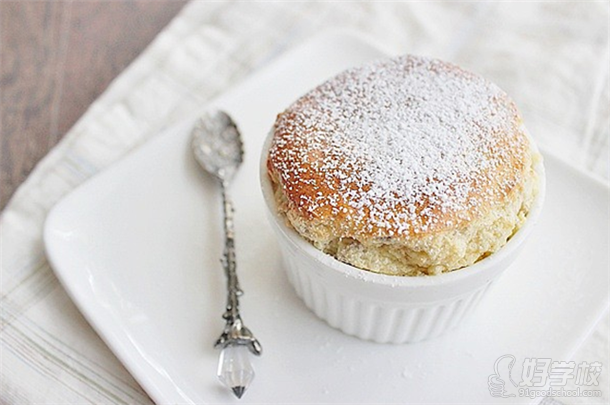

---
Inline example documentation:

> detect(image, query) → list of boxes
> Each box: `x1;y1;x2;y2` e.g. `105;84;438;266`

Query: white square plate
44;32;609;404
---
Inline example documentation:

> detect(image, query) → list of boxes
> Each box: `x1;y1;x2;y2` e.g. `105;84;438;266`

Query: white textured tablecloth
1;2;608;404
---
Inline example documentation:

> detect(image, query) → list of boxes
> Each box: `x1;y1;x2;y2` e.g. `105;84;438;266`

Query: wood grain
0;0;187;210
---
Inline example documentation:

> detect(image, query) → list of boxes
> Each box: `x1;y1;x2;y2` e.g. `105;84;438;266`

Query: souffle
266;55;540;276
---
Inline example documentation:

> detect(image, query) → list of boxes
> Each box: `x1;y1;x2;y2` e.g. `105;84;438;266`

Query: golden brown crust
265;55;537;275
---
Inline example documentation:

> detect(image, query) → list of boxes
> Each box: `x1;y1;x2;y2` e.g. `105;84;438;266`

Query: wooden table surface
0;0;187;210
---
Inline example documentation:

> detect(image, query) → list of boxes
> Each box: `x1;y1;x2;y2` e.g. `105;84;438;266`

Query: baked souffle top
266;55;539;276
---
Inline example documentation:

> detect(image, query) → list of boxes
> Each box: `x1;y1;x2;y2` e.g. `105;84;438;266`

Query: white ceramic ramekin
260;135;546;344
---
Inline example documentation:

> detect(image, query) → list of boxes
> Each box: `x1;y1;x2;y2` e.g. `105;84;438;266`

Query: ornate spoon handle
219;180;240;324
214;180;262;399
214;180;262;353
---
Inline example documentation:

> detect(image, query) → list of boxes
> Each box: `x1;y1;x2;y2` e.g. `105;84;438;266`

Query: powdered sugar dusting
268;55;526;237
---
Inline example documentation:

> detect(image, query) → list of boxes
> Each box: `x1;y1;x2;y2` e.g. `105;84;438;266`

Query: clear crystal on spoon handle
217;345;255;399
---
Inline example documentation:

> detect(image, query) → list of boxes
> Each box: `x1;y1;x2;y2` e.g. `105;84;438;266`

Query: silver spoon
191;110;262;399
